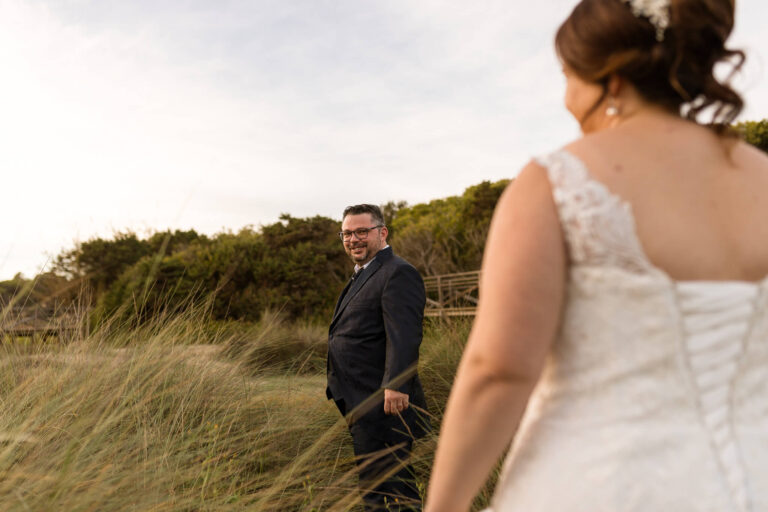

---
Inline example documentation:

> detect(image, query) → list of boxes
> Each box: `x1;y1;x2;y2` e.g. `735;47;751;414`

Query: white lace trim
535;150;655;275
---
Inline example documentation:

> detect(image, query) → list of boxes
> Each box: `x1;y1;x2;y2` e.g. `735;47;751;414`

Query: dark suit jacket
326;246;429;440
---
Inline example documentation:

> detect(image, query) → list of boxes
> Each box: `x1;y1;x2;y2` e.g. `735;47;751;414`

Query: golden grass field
0;308;496;511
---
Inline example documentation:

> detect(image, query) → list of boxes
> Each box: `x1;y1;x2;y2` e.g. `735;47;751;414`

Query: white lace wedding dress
486;150;768;512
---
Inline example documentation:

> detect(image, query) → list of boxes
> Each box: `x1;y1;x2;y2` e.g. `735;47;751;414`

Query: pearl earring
606;98;620;117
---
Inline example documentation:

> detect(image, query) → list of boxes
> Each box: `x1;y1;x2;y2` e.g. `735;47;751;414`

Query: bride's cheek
563;83;581;122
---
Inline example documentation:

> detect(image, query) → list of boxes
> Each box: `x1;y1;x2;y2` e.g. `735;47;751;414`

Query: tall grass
0;309;492;510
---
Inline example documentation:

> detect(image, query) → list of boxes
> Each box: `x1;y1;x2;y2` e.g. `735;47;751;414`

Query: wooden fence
0;307;83;342
1;270;482;332
423;270;480;317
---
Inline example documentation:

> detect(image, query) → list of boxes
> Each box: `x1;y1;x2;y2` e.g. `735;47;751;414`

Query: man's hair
342;204;385;226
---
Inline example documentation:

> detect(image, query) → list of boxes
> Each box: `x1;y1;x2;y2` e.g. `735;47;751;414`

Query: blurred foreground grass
0;308;493;511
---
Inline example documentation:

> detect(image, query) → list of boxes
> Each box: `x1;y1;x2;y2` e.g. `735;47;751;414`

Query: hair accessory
621;0;671;42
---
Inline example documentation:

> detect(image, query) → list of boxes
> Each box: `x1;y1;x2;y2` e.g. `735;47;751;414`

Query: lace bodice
487;150;768;512
542;150;655;275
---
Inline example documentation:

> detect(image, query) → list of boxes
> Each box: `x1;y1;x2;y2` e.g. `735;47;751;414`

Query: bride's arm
425;161;566;512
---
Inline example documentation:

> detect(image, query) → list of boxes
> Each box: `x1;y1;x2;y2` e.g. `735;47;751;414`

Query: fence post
437;275;444;315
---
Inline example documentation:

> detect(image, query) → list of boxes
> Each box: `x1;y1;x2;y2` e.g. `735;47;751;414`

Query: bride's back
424;2;768;511
567;121;768;283
553;0;768;283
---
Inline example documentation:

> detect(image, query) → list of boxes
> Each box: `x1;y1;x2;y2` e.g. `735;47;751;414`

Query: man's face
341;213;388;266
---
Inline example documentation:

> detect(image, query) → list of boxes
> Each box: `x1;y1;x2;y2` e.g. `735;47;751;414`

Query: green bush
92;217;348;325
11;180;509;324
387;180;509;276
736;119;768;153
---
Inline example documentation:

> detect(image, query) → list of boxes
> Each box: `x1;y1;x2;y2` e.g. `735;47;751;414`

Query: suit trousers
349;422;422;511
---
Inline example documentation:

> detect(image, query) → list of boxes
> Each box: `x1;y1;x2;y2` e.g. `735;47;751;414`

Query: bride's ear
607;74;623;98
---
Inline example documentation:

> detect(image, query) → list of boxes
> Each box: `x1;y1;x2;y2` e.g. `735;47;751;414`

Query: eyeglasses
338;225;383;242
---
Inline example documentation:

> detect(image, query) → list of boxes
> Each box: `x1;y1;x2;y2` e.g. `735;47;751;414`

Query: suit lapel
330;257;383;329
332;277;355;317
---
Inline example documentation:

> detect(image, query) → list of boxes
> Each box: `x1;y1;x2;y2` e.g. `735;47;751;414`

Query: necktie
335;268;362;311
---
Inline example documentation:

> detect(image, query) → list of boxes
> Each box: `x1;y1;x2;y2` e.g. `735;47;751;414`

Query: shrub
736;119;768;153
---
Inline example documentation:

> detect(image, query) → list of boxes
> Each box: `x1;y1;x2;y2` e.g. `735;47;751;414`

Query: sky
1;0;766;280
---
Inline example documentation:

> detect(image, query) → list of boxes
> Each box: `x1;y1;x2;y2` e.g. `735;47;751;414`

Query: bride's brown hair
556;0;745;133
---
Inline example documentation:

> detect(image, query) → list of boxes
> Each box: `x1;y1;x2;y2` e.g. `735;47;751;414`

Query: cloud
1;0;766;279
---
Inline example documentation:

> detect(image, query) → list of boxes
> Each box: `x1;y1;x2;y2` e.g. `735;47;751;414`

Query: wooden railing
1;325;81;342
1;307;84;342
423;270;480;317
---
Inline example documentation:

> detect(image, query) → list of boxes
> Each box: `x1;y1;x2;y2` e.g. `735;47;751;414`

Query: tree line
1;180;507;324
2;119;766;324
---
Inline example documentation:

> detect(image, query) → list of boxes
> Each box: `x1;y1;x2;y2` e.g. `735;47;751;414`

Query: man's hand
383;388;409;415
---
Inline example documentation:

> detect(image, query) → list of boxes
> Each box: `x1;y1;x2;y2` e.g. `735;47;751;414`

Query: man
326;204;429;511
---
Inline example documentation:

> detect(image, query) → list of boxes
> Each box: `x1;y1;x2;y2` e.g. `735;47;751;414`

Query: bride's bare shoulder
733;139;768;172
556;132;617;168
508;159;551;194
502;159;559;215
559;124;768;177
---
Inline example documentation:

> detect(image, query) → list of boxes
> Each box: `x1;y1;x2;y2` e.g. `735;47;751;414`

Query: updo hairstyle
556;0;745;133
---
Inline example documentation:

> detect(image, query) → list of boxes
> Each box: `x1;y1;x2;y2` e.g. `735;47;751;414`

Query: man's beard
347;242;369;262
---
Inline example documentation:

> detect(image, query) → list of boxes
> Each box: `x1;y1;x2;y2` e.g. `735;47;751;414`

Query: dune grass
0;308;494;511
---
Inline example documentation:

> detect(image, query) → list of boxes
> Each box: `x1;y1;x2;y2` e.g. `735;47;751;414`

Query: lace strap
535;150;654;274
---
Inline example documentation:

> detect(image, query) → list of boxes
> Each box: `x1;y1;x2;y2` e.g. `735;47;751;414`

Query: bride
425;0;768;511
